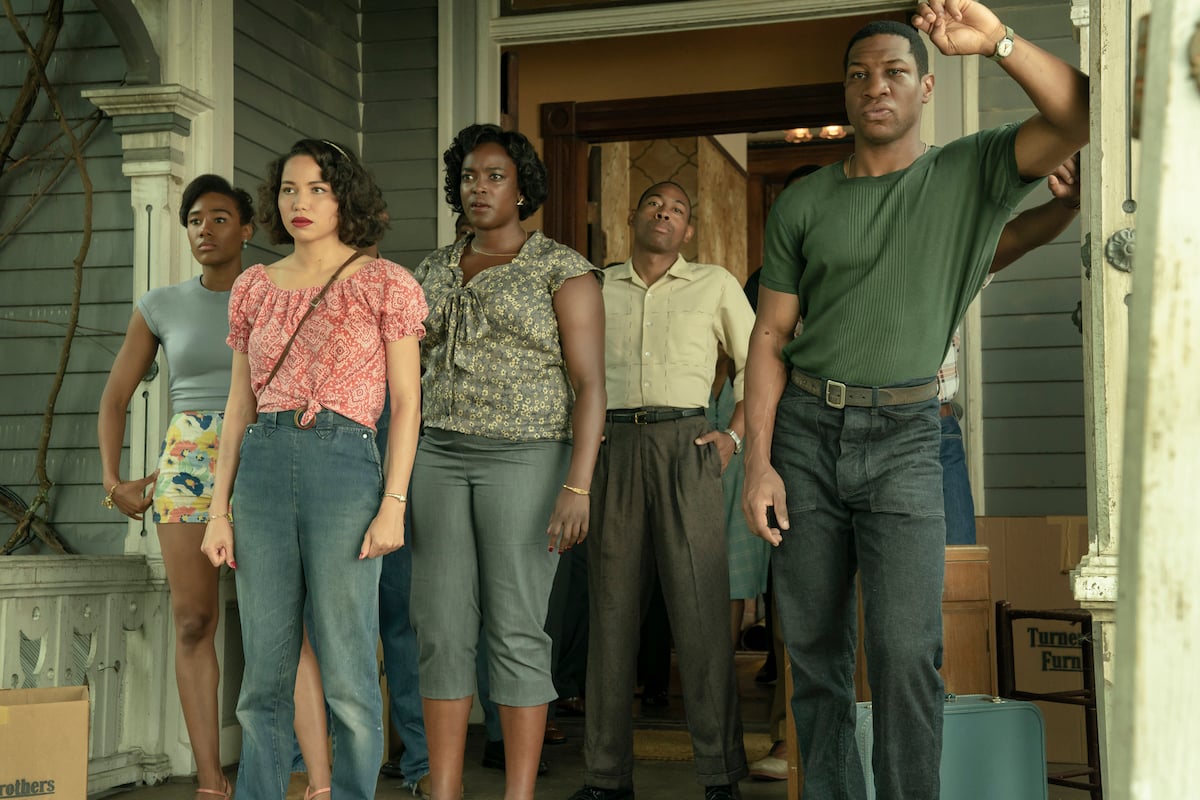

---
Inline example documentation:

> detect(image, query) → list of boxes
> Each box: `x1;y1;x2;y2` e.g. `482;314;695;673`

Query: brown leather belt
789;371;939;409
939;402;956;418
606;407;705;424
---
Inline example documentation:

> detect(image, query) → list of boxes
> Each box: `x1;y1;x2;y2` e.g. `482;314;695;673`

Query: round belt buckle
294;409;316;429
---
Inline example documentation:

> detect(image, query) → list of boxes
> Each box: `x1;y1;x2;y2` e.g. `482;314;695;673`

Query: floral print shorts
153;411;222;524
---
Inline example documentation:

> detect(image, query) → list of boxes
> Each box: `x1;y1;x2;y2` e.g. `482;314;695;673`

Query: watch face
997;37;1014;58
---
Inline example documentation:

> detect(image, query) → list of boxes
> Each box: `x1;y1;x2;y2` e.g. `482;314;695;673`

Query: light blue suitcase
855;693;1048;800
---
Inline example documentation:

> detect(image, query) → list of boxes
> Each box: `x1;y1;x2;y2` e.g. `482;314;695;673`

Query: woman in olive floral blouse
409;124;605;800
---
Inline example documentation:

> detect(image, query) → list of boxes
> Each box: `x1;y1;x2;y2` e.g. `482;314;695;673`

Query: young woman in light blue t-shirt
97;175;331;799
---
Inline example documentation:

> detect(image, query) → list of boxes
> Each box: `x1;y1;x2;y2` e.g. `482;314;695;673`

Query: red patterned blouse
227;259;427;430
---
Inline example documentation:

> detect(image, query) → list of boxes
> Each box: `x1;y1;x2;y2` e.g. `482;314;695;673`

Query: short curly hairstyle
442;124;547;221
257;139;389;247
179;174;254;228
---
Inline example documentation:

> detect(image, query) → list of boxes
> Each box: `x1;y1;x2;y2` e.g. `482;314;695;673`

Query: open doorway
538;83;854;271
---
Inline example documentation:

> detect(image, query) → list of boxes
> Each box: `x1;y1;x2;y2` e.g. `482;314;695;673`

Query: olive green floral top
414;230;602;441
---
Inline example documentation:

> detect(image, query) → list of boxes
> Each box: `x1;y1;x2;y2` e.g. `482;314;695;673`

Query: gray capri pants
409;427;567;706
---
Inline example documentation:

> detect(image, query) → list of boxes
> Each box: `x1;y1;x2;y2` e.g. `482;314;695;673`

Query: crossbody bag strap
261;249;364;391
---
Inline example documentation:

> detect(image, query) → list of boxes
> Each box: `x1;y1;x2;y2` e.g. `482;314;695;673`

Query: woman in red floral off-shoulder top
201;139;427;800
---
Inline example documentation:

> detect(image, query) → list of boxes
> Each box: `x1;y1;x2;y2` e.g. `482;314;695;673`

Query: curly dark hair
442;124;547;221
257;139;389;247
179;174;254;228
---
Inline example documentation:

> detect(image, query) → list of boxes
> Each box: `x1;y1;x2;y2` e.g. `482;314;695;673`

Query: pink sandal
195;777;232;799
304;788;331;800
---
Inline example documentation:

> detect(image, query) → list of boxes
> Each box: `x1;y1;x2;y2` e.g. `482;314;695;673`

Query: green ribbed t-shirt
760;123;1036;386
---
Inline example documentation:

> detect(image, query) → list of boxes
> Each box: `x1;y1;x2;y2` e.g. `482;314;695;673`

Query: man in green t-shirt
741;3;1089;798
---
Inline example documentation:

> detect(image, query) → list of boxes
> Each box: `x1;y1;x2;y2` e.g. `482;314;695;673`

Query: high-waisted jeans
232;409;384;799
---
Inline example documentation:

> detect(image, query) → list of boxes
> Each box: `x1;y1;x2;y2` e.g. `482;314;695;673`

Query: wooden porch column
1107;1;1200;795
1069;0;1149;782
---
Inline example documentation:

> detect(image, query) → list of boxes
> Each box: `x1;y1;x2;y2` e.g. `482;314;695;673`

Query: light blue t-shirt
137;276;232;411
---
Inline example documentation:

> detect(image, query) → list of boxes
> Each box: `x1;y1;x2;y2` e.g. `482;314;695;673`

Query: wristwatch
990;25;1015;62
724;428;744;455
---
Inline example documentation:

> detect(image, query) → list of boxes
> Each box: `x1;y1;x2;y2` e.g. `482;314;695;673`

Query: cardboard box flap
0;685;90;709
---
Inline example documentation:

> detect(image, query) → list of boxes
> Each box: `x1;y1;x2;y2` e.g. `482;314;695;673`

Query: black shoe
754;659;777;685
640;691;669;709
482;738;549;776
704;784;740;800
567;787;634;800
380;758;406;778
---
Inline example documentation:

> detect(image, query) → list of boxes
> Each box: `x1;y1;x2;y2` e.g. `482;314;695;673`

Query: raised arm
913;0;1089;179
991;153;1082;272
741;287;802;546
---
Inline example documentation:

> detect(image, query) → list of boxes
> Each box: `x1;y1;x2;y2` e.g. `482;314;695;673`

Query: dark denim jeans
232;410;384;800
379;541;429;782
376;416;429;785
939;413;977;545
770;384;945;800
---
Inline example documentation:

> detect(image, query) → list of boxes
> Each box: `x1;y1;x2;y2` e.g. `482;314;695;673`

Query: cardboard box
0;686;90;797
977;516;1090;765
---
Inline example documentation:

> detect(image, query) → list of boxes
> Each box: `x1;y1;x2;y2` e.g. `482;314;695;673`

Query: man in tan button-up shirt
569;182;755;800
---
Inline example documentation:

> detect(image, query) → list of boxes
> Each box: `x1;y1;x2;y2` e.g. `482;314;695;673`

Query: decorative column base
1072;550;1117;787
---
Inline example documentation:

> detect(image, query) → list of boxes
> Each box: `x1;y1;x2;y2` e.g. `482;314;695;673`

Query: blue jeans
375;415;429;783
232;410;384;800
939;413;977;545
379;545;430;781
770;385;945;800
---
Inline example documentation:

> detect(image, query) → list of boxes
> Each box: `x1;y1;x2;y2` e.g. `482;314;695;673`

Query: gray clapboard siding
983;381;1084;420
982;347;1085;383
0;335;124;377
0;3;132;553
361;0;440;262
362;35;436;72
986;488;1088;517
0;413;113;451
4;268;130;307
233;0;361;263
985;453;1087;488
989;239;1081;281
981;313;1080;349
368;157;440;191
977;0;1084;516
984;417;1087;455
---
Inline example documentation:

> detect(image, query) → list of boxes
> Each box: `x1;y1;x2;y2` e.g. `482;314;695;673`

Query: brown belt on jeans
939;402;956;418
789;371;939;409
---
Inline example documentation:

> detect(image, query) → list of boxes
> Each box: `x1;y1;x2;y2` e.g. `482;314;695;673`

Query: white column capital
81;84;212;118
82;85;212;177
1070;0;1090;30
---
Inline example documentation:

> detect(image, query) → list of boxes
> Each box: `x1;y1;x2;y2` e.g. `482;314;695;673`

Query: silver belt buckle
825;380;847;409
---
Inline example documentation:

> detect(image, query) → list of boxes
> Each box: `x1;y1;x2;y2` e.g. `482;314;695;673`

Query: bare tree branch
0;0;63;180
0;112;102;249
3;0;92;555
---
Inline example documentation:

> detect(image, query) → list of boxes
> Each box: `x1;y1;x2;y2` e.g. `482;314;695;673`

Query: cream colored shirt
604;255;756;409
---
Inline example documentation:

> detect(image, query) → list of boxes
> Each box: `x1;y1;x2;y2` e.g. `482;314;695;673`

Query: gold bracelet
562;484;590;496
383;492;408;503
101;483;118;510
212;509;234;523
